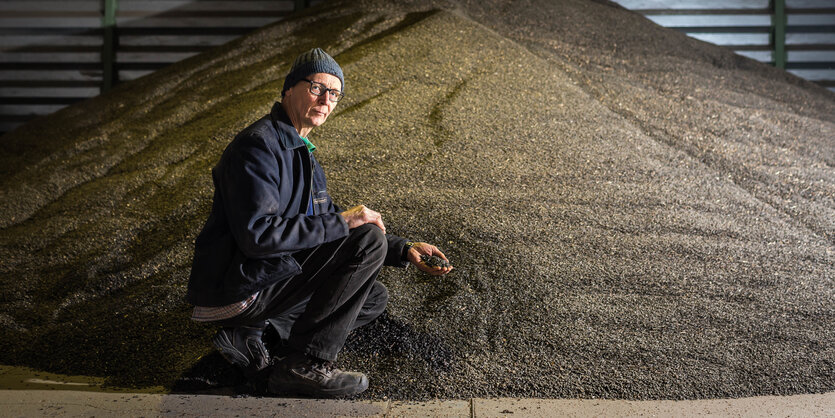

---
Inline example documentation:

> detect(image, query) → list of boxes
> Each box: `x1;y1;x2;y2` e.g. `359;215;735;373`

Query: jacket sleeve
384;233;409;268
217;134;348;258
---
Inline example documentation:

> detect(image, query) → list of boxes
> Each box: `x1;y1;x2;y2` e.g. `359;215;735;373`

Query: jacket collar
270;102;306;150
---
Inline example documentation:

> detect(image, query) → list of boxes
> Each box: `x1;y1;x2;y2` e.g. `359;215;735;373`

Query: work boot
268;353;369;398
212;324;270;376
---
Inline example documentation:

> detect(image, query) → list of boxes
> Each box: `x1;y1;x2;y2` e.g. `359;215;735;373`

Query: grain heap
0;0;832;400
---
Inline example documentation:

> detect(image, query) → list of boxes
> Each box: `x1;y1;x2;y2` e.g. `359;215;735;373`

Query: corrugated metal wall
1;1;832;135
613;0;835;92
0;0;311;134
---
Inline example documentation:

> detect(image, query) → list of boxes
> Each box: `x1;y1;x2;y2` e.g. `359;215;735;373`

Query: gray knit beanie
281;48;344;97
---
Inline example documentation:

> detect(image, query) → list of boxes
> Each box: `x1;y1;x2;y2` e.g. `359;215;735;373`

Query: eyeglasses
300;79;344;102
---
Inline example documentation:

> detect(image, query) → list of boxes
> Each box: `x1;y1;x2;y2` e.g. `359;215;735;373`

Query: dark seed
420;254;451;268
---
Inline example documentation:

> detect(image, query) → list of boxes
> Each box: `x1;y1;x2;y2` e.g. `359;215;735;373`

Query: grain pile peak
0;0;832;400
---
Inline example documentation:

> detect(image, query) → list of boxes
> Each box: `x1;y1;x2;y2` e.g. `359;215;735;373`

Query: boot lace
310;359;337;376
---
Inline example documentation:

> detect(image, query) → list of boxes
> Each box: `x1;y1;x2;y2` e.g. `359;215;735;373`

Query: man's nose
317;92;330;104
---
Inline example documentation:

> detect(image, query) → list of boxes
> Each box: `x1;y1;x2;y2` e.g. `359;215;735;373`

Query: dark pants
212;224;388;362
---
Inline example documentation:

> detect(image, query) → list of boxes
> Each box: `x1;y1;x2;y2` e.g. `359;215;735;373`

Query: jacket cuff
384;234;409;268
323;212;349;243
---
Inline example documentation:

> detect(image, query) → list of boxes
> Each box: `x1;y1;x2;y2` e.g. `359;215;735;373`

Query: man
186;48;452;398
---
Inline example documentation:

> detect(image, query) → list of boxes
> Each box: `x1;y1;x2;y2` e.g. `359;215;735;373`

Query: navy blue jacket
187;102;407;307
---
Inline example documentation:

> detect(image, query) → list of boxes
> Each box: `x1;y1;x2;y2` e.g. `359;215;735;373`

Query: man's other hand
340;205;386;233
407;242;453;276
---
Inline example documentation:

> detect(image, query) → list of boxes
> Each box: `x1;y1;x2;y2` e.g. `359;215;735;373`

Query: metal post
771;0;787;69
102;0;118;93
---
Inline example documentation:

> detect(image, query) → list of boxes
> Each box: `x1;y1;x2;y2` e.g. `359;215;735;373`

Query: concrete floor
1;390;833;417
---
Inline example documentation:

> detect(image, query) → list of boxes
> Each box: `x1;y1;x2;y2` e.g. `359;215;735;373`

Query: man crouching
186;48;452;397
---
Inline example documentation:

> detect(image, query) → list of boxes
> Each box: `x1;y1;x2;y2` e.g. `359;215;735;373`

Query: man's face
284;72;341;132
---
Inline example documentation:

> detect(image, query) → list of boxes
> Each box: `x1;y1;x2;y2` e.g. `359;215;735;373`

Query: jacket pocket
312;190;332;213
236;253;302;294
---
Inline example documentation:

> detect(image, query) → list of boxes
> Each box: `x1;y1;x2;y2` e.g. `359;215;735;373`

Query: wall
0;0;312;134
612;0;835;92
1;0;832;135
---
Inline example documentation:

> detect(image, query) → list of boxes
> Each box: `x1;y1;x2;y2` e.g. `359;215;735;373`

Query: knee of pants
349;223;387;264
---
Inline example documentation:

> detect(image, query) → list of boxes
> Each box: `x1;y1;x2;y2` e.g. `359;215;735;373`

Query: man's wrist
402;241;415;261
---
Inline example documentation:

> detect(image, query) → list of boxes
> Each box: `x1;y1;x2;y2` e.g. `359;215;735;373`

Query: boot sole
268;374;369;398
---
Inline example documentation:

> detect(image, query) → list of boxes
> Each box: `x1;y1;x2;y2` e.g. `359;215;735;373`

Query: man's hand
340;205;386;233
407;242;453;276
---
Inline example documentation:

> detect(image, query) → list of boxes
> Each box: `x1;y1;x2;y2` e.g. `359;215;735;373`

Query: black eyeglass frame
300;79;345;102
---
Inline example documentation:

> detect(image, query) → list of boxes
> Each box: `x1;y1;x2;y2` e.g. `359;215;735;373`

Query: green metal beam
102;0;118;93
771;0;787;69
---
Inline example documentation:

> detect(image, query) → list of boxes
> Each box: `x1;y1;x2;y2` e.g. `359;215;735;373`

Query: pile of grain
1;0;832;399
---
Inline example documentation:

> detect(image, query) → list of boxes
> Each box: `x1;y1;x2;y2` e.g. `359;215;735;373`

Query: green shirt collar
299;136;316;153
